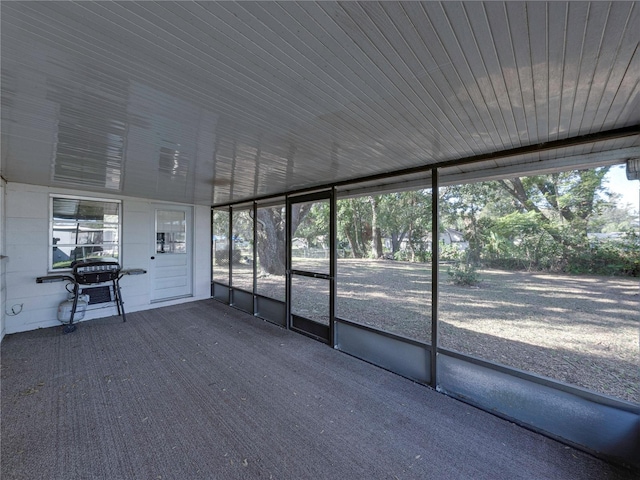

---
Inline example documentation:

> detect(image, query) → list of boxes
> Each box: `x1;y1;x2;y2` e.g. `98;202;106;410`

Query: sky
605;164;639;214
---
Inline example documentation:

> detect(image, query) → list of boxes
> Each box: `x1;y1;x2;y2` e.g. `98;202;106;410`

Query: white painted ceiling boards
1;2;638;205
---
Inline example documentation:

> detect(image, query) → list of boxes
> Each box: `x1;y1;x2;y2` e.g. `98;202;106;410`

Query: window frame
49;194;122;272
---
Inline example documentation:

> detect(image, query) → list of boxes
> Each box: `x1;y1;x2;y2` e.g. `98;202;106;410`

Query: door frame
286;189;336;344
150;204;193;303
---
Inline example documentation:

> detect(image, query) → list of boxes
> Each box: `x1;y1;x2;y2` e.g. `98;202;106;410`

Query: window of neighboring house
50;195;121;271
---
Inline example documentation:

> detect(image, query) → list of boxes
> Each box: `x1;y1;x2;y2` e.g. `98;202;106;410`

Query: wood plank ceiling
1;1;638;205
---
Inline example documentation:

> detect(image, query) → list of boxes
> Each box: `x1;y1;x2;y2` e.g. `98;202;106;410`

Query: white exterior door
150;205;192;302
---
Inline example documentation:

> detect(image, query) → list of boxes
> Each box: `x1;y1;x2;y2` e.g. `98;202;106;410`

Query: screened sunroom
1;1;638;477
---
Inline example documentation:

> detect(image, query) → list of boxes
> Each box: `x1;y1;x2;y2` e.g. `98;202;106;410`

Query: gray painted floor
1;300;636;479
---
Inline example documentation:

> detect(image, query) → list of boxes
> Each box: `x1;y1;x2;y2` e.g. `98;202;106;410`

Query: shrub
566;232;640;276
448;262;480;286
393;250;409;261
440;243;464;262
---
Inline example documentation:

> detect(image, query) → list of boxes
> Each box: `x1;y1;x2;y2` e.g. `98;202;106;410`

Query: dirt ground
226;259;639;403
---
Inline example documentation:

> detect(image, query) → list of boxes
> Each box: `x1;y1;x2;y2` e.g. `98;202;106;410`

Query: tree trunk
407;225;416;262
256;204;310;276
391;231;406;254
375;227;383;257
256;208;286;276
369;196;383;258
344;226;361;258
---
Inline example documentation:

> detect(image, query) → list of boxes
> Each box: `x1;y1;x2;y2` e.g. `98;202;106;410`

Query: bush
440;243;464;262
566;234;640;276
392;249;432;263
448;262;480;286
393;250;409;261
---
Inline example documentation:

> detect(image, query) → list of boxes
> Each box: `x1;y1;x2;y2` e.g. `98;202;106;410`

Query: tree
441;166;638;274
294;201;329;249
337;198;370;258
256;203;312;276
336;190;434;262
586;192;638;233
496;168;611;240
377;190;432;257
441;183;499;264
212;208;232;266
369;196;384;258
256;206;286;275
402;190;433;262
255;167;634;276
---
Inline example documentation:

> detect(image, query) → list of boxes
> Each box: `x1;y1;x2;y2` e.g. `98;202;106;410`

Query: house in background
395;228;469;253
1;1;638;469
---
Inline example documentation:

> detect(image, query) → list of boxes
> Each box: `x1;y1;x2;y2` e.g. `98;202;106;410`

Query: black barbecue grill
37;260;146;334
